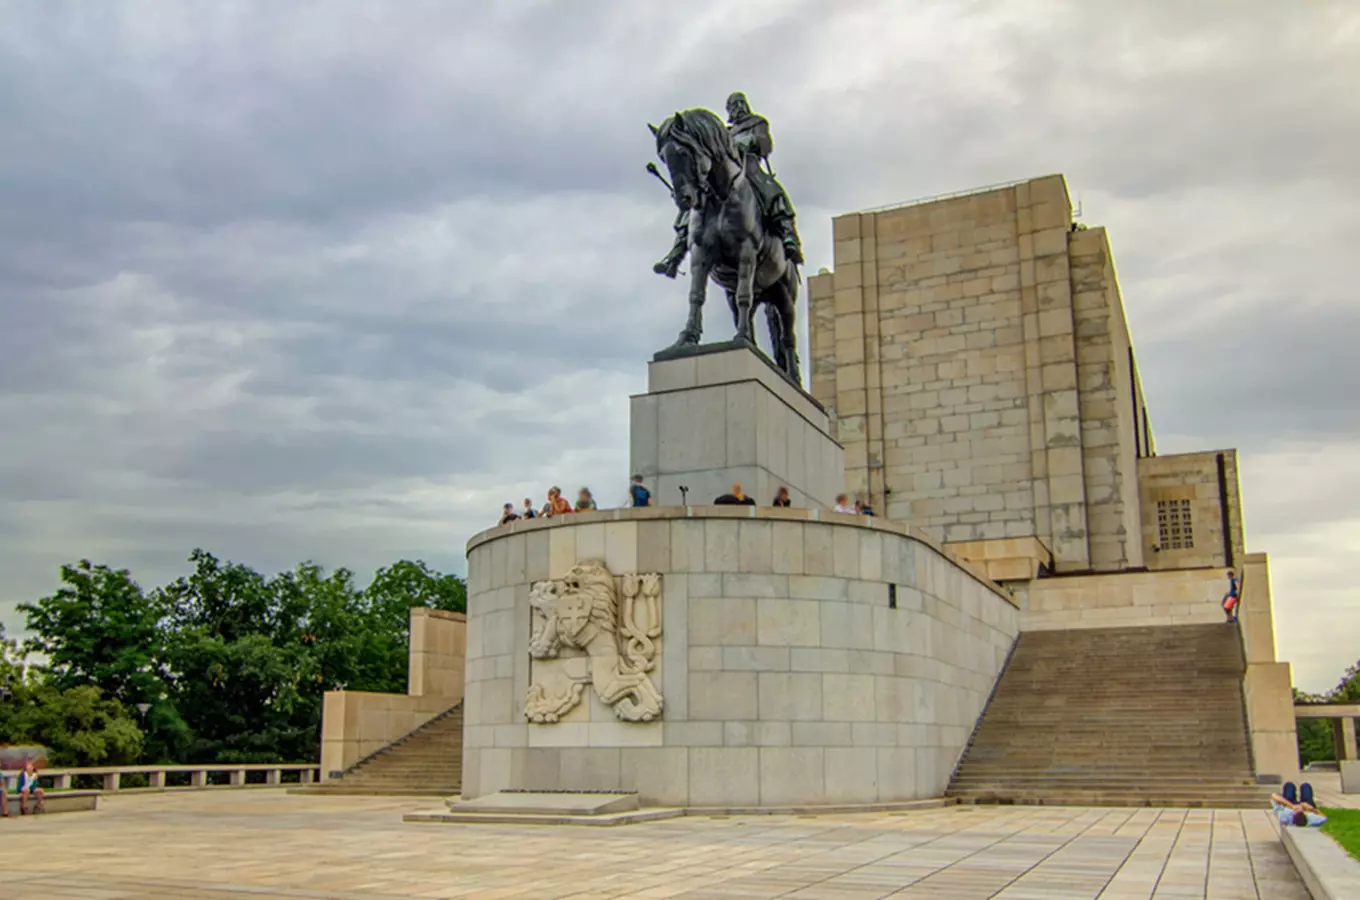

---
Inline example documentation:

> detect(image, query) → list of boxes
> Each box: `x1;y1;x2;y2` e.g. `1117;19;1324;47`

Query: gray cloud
2;0;1358;691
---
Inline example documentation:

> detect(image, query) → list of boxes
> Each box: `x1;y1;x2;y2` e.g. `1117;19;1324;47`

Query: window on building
1157;498;1194;550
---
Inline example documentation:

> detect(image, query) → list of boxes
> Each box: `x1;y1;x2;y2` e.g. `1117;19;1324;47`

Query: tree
18;560;168;707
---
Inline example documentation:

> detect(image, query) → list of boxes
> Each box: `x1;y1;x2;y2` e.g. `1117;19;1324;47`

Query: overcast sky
1;1;1356;692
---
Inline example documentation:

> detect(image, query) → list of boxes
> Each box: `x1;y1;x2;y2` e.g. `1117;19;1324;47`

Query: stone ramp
948;623;1274;808
294;703;462;797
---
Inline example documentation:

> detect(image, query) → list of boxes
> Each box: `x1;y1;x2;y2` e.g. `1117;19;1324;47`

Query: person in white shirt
833;493;856;514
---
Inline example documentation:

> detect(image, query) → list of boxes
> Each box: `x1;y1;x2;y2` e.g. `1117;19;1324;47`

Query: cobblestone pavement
0;791;1307;899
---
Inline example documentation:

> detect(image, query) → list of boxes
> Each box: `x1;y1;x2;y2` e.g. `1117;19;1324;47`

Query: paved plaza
0;790;1311;899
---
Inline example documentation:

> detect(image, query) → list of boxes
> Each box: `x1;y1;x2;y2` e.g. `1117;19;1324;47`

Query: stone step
312;702;466;796
948;623;1256;808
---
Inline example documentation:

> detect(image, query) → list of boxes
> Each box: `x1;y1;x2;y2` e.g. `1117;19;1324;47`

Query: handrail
1;762;319;793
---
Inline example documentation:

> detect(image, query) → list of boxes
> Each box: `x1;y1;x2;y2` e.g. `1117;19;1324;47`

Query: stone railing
1;763;319;793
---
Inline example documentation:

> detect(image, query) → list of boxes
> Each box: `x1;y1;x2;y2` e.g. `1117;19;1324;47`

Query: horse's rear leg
780;268;801;383
734;243;757;341
765;302;785;370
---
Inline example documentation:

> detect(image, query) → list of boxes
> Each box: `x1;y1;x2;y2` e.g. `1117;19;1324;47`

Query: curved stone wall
461;506;1019;807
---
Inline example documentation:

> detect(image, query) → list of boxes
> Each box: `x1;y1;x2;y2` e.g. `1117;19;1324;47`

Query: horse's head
652;109;734;211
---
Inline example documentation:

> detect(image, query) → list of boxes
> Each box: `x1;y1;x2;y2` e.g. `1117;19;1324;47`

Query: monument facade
808;174;1299;782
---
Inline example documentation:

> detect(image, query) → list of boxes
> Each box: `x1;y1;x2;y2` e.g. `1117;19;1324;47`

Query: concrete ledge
4;790;100;814
406;808;682;827
1281;825;1360;899
403;797;956;827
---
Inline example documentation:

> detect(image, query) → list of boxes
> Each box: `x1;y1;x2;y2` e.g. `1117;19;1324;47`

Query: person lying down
1272;781;1327;827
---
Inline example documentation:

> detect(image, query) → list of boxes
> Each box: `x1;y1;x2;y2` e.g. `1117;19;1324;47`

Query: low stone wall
461;506;1019;807
1018;567;1228;631
1281;825;1360;900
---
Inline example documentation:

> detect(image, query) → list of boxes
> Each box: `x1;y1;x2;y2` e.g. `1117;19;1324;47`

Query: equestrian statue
647;92;804;382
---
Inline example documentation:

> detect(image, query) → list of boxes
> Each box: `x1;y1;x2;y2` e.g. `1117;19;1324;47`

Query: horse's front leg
734;241;757;341
682;244;711;344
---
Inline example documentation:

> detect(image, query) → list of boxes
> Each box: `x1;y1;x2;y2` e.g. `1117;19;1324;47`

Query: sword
645;162;675;196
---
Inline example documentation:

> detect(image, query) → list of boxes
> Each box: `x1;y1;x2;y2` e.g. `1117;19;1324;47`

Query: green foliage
8;551;465;767
1321;808;1360;862
0;626;143;767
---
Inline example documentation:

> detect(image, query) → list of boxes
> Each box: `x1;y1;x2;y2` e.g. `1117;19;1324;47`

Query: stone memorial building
316;173;1302;817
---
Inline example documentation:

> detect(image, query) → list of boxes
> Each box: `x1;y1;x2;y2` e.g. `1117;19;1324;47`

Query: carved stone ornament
524;560;663;723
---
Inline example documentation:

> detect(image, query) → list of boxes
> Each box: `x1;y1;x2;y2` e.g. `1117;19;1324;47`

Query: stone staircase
948;623;1272;808
302;703;463;797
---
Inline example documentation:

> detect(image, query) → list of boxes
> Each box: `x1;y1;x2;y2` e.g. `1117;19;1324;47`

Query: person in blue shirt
629;475;651;508
1273;782;1325;827
1223;569;1241;623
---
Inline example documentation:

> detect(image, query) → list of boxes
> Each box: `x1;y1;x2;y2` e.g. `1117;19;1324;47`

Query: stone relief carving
524;560;663;724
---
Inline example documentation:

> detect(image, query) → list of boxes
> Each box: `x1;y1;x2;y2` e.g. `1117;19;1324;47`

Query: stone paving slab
0;790;1309;899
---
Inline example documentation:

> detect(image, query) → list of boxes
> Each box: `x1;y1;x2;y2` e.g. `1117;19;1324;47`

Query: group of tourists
495;478;890;523
498;477;655;525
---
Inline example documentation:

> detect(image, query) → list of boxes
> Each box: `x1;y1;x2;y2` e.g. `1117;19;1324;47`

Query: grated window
1156;498;1194;550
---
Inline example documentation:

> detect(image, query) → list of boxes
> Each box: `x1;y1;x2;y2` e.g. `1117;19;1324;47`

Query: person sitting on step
17;760;44;815
1272;781;1325;827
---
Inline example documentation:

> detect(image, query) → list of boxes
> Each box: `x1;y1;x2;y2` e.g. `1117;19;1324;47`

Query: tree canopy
4;551;465;766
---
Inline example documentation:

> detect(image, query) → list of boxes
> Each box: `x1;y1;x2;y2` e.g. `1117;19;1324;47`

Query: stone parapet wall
461;506;1019;807
1018;567;1228;631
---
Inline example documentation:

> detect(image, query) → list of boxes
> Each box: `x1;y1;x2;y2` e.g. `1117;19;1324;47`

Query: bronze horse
651;109;800;382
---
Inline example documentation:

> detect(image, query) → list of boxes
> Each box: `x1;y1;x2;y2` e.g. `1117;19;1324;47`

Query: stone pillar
1335;718;1358;761
631;342;844;509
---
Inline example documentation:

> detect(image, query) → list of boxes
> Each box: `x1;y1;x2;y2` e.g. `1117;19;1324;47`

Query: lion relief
524;560;663;723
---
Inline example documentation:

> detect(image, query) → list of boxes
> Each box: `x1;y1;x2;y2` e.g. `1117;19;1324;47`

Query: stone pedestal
630;342;844;509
